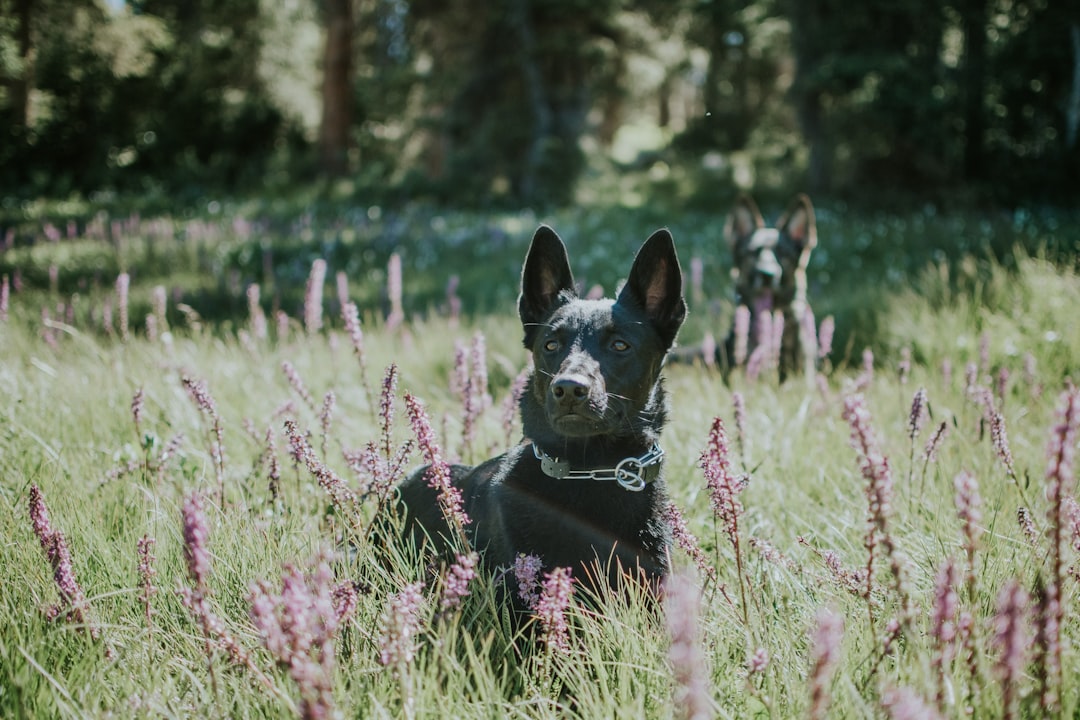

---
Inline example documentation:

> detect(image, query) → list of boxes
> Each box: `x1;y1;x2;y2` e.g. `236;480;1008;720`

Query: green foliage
3;0;1077;206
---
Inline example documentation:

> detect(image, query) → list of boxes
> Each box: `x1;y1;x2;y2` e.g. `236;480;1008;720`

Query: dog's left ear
777;194;817;254
618;229;687;349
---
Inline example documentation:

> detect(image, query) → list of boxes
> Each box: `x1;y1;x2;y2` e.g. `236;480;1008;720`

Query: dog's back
395;226;686;608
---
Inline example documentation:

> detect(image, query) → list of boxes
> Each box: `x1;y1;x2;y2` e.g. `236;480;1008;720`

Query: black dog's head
517;226;686;446
726;194;817;315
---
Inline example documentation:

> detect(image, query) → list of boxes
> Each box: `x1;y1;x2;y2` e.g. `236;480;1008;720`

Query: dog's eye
611;339;630;352
544;339;559;352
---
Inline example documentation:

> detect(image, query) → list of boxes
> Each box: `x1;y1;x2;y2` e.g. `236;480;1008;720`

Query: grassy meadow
1;202;1079;718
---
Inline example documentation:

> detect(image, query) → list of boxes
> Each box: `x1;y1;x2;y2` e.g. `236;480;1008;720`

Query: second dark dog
725;193;818;379
675;194;818;381
394;225;687;610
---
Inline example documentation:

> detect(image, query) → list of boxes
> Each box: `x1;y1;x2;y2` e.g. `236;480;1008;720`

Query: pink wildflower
732;392;747;464
246;284;268;339
318;391;336;458
182;493;211;591
769;310;784;371
131;387;145;441
377;581;425;668
0;273;8;322
28;486;97;637
439;552;478;613
249;552;344;720
993;579;1030;720
689;257;704;303
852;347;874;390
817;315;834;360
842;393;908;623
700;332;717;369
898;346;911;385
404;392;470;532
116;272;130;342
379;363;399;461
446;275;462;325
386;253;404;330
995;366;1010;405
665;572;711;720
807;607;844;720
535;567;574;654
138;534;158;632
514;553;543;609
284;419;359;511
881;687;945;720
907;388;928;442
930;558;960;710
335;270;349;312
954;471;983;578
748;647;769;676
1042;386;1079;707
922;421;948;464
700;417;743;546
181;375;226;505
332;581;359;626
662;502;718;587
990;411;1016;480
1017;507;1039;544
281;361;316;412
500;361;532;446
151;284;168;331
304;258;327;335
732;304;750;366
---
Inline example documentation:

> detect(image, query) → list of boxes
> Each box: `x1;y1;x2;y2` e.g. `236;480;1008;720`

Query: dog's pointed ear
618;229;687;349
519;225;576;344
725;194;765;251
777;194;817;253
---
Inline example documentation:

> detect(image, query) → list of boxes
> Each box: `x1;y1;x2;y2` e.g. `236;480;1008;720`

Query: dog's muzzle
752;250;782;290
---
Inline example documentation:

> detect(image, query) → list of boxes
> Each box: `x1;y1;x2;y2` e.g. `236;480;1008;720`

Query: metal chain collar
531;442;665;492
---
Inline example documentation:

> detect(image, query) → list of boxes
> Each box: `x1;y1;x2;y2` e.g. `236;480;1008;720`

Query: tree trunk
799;90;829;192
959;0;988;180
319;0;353;178
787;0;831;192
1067;24;1080;149
508;0;550;204
8;0;34;129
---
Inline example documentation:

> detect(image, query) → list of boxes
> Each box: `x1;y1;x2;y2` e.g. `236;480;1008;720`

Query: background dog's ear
519;225;576;345
777;194;817;253
725;194;765;251
618;229;687;349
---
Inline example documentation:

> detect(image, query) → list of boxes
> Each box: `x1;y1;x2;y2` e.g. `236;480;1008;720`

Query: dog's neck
527;440;664;492
518;380;667;471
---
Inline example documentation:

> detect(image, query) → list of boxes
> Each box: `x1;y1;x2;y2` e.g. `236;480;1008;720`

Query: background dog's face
725;194;817;313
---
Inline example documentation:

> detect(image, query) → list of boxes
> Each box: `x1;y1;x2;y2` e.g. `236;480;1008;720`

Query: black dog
394;225;686;609
724;194;817;380
671;194;817;381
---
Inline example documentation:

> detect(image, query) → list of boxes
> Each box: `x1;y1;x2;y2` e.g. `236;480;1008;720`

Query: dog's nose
551;374;590;404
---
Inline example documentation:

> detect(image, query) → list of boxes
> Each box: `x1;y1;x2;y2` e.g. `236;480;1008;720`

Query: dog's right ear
519;225;576;346
777;194;818;254
725;194;765;251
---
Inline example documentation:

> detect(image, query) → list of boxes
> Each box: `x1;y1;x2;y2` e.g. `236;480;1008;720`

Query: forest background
3;0;1079;211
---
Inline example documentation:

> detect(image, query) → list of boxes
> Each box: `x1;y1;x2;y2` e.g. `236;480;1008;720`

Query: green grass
1;205;1078;718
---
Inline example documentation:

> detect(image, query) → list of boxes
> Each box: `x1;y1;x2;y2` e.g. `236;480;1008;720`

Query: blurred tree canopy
1;0;1078;206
